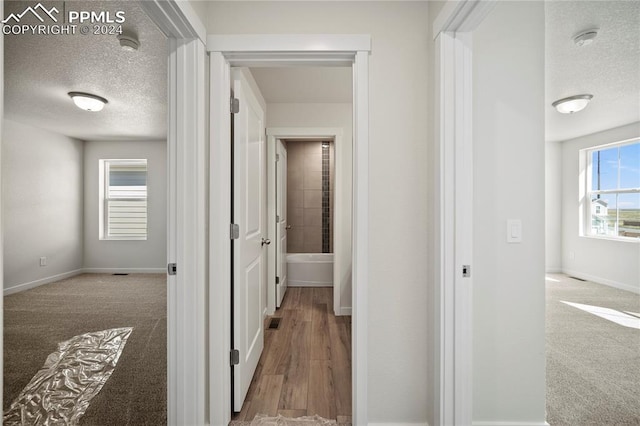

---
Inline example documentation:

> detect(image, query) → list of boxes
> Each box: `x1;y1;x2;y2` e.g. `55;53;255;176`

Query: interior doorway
229;64;353;420
208;35;371;426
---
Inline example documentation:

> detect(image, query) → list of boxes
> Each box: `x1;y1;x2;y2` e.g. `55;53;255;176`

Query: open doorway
2;1;168;423
229;66;353;422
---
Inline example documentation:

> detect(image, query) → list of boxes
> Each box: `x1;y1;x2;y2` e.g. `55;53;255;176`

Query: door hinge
167;263;177;276
462;265;471;278
276;153;280;162
230;97;240;114
230;223;239;240
230;349;240;366
276;214;280;222
276;276;280;285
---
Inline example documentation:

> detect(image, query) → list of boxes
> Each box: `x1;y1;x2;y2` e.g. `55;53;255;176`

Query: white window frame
584;138;640;242
99;159;148;241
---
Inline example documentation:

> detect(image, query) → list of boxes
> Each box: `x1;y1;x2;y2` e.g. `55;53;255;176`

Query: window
99;159;148;240
586;140;640;240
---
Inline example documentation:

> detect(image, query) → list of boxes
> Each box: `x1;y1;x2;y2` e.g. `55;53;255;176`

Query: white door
232;69;266;411
276;140;288;307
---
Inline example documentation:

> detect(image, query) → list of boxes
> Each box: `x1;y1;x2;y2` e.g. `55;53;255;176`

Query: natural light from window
99;159;148;240
585;139;640;240
561;301;640;330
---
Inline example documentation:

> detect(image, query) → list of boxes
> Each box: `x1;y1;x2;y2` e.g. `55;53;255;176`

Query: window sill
580;235;640;244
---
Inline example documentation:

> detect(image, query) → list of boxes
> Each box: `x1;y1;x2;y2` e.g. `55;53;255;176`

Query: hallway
231;287;351;423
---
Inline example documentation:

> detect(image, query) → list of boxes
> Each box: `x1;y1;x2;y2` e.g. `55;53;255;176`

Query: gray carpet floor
546;273;640;425
3;273;166;425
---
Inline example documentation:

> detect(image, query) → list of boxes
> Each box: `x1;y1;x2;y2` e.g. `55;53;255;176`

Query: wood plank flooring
232;287;352;423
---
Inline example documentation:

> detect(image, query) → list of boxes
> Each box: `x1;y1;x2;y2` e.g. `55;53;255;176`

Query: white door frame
208;35;370;426
432;1;496;424
265;127;346;317
137;2;208;425
0;0;208;423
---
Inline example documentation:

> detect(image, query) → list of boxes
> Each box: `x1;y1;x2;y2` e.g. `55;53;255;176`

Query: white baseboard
82;268;166;274
545;267;562;273
562;269;640;295
473;422;549;426
4;268;166;295
4;269;83;296
369;423;429;426
335;307;352;316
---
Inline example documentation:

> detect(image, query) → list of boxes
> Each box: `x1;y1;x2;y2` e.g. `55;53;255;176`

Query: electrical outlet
40;257;47;266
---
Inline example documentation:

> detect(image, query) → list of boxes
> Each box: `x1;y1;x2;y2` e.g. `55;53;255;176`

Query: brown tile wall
286;141;333;253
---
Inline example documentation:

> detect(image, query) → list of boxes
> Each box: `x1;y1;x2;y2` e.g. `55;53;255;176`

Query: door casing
432;1;497;424
208;35;371;426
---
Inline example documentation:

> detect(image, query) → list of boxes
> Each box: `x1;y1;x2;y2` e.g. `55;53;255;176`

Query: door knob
285;225;292;230
261;238;271;246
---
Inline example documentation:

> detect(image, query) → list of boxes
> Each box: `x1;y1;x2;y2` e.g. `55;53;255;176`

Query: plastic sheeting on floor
3;327;133;425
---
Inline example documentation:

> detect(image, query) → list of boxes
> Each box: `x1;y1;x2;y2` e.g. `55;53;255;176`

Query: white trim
208;35;370;426
545;268;562;274
3;269;84;296
141;3;208;425
207;34;371;53
140;0;206;42
562;269;640;295
265;127;346;318
352;50;369;426
433;1;497;425
473;422;550;426
337;307;353;316
369;423;429;426
82;268;166;274
209;50;232;426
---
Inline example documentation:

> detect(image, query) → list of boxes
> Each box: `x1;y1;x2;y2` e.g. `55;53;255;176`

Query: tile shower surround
286;140;334;253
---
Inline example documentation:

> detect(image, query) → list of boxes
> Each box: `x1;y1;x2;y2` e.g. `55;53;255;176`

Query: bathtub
287;253;334;287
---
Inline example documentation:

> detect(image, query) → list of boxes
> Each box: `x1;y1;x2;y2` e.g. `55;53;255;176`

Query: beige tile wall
286;140;333;253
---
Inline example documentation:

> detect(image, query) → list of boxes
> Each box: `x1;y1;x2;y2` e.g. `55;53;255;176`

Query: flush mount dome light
68;92;108;112
552;94;593;114
573;28;599;46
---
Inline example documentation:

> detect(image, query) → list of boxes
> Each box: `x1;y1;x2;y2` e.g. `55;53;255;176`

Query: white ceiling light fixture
573;28;599;46
68;92;108;112
117;33;139;51
552;94;593;114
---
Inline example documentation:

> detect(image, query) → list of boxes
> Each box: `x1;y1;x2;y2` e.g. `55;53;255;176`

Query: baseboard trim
4;269;84;296
473;421;550;426
83;268;166;274
336;307;352;316
4;268;166;295
562;269;640;295
545;267;562;273
369;423;429;426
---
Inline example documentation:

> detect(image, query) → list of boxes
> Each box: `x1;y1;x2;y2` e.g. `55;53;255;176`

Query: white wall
206;3;430;422
267;103;353;311
2;119;84;292
472;2;547;424
561;122;640;293
84;140;167;271
546;140;563;272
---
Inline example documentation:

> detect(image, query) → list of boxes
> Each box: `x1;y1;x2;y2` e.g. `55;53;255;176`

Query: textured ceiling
249;67;352;104
546;1;640;143
4;1;167;141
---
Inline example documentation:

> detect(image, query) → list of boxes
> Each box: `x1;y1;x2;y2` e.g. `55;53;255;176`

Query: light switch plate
507;219;522;243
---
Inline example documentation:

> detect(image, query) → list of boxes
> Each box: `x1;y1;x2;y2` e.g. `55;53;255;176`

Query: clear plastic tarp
4;327;133;425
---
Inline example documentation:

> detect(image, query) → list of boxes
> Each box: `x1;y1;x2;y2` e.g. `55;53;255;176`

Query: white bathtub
287;253;334;287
